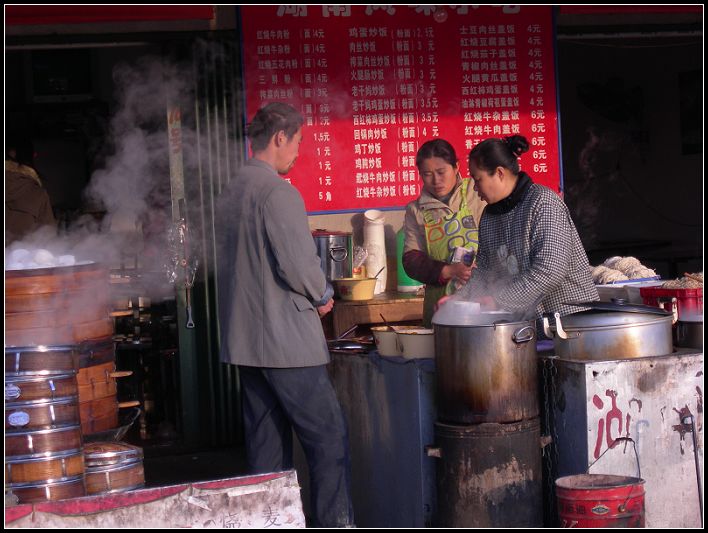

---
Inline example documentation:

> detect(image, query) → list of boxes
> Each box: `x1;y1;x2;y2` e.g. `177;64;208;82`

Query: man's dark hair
247;102;304;152
6;131;35;167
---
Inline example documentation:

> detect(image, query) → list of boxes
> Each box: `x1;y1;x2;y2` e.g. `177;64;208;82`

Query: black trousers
239;365;354;527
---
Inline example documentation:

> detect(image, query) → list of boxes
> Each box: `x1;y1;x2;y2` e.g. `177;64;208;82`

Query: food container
675;317;703;349
432;304;538;424
333;277;377;301
543;301;673;360
84;441;145;495
640;287;703;320
395;326;435;359
312;230;352;282
371;326;399;356
5;262;111;346
595;281;663;304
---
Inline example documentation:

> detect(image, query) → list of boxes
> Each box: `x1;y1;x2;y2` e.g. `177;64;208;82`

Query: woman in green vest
402;139;486;326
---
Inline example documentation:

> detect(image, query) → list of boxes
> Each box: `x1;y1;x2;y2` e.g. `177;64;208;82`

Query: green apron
422;178;479;327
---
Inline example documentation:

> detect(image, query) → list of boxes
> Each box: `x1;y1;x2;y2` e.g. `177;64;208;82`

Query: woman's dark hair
247;102;304;152
468;135;530;175
416;139;458;170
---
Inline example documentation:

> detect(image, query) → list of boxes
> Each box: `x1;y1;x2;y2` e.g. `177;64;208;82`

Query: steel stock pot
543;300;674;360
433;304;538;424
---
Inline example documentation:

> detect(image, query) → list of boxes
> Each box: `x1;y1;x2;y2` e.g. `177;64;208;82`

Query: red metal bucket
556;474;645;528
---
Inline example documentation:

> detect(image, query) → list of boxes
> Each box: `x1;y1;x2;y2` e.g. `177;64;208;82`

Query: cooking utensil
543;300;673;360
371;326;399;356
379;313;396;332
335;324;358;341
396;327;435;359
83;407;141;443
327;340;368;352
434;317;538;424
372;265;386;280
333;277;376;300
675;318;703;349
5;344;80;376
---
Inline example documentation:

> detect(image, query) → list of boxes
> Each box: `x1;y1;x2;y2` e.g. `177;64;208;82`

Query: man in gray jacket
217;102;353;527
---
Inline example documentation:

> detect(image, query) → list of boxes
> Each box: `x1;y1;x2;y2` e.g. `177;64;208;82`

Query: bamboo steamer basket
5;374;78;402
84;441;145;495
5;345;80;376
5;424;83;457
6;396;80;431
5;262;109;295
5;318;114;347
7;475;86;504
80;397;140;435
77;362;131;403
5;448;85;484
5;262;112;346
77;336;115;368
78;363;119;402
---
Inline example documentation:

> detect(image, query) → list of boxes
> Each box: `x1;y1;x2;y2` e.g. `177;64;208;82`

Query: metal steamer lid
556;300;672;328
83;442;143;467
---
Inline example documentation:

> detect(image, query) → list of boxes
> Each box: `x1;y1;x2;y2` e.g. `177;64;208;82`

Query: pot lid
551;300;672;329
312;229;351;237
563;299;671;316
432;299;523;326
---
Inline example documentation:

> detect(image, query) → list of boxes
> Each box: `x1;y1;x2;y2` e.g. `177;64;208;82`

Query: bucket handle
329;246;349;262
587;437;641;513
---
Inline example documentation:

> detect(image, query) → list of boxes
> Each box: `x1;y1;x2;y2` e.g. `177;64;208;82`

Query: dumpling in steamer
33;249;55;266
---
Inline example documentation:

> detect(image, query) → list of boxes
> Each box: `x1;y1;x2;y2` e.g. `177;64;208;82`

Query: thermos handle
329;246;348;262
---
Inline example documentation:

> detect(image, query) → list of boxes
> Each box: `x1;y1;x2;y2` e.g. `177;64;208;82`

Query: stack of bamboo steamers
5;261;144;504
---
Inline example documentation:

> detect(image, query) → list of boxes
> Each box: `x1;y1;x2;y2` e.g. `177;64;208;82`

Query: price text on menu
241;5;559;213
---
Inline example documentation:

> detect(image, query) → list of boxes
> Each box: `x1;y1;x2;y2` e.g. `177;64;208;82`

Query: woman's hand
442;263;473;284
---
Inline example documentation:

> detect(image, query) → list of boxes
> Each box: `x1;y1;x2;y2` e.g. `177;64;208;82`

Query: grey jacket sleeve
263;182;327;305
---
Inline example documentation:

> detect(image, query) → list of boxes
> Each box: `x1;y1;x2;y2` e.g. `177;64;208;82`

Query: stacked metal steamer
428;300;543;527
5;260;143;503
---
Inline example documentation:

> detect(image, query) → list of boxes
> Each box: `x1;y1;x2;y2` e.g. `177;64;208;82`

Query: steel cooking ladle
379;313;396;332
372;266;385;280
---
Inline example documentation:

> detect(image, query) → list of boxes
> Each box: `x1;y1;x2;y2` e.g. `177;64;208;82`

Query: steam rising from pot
5;55;197;296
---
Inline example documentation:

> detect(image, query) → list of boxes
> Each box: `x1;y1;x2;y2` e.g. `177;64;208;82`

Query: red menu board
241;5;560;213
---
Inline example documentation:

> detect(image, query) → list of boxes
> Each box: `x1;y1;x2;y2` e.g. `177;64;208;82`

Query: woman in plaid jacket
458;135;598;320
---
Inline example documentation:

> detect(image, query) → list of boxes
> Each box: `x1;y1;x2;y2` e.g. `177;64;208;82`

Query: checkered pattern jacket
460;183;598;318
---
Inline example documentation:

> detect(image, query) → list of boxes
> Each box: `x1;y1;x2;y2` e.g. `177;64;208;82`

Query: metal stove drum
429;305;543;527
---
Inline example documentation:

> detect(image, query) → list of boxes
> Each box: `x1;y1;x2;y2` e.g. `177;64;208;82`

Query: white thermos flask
363;209;386;294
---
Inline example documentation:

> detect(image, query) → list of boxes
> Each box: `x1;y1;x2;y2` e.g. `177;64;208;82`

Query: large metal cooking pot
433;305;538;424
543;300;673;360
312;230;352;282
675;317;703;350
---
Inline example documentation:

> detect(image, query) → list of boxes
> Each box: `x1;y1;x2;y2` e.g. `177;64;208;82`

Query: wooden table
331;291;424;337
